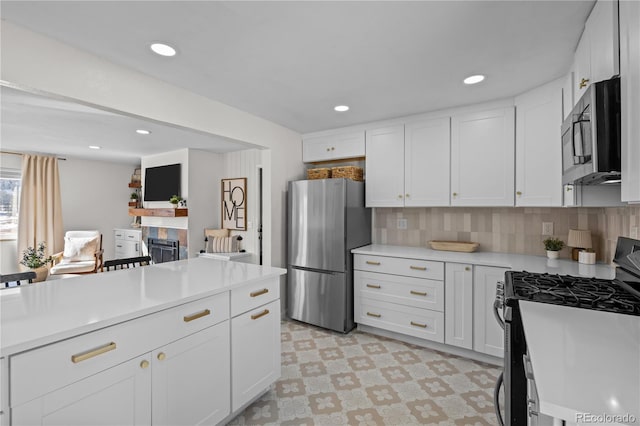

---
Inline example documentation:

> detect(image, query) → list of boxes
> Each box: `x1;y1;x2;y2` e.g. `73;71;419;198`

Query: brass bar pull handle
251;309;270;320
366;261;381;265
366;284;381;289
410;321;427;328
579;78;590;88
410;290;427;296
366;312;381;318
410;266;427;271
183;309;211;322
250;288;269;297
71;342;117;363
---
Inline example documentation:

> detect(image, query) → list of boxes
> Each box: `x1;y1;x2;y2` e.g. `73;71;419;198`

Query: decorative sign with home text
221;178;247;230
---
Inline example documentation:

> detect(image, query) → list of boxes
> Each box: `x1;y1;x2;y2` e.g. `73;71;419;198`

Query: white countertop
0;257;285;357
520;301;640;425
352;244;616;279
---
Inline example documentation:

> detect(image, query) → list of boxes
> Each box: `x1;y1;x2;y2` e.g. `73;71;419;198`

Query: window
0;169;21;240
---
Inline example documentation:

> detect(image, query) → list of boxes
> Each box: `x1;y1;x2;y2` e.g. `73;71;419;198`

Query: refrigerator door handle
290;265;338;275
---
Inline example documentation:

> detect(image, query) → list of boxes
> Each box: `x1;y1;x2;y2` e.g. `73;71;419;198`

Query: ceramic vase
546;250;559;259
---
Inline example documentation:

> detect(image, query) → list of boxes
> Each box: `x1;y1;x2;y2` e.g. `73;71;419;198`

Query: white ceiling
0;87;259;165
1;1;595;159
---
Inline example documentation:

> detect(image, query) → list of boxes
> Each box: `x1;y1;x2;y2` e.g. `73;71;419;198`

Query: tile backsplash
373;206;640;263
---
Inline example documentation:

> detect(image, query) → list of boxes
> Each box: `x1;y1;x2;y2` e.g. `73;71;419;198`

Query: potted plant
130;192;139;207
543;237;565;259
20;242;53;282
169;195;183;208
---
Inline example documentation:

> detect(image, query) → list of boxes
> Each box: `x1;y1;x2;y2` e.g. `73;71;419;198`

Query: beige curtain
17;154;64;262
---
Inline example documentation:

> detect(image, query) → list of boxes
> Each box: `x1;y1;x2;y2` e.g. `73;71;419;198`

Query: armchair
50;230;104;275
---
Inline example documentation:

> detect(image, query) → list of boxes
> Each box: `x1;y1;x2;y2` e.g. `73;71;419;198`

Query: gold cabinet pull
140;360;150;369
366;261;381;265
251;309;270;320
406;193;410;198
410;266;427;271
452;192;458;197
71;342;117;363
516;191;522;196
366;284;381;289
410;290;427;296
157;352;166;361
410;321;427;328
579;78;590;88
465;266;471;271
250;288;269;298
183;309;211;322
398;194;403;199
366;312;381;318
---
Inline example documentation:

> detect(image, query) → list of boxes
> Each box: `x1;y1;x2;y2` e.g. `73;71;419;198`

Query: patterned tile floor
228;320;502;426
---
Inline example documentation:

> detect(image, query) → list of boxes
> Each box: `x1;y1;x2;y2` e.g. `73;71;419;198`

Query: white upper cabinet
574;0;620;101
451;107;515;206
365;125;405;207
302;130;365;163
404;118;451;206
562;72;574;121
515;79;563;207
620;0;640;203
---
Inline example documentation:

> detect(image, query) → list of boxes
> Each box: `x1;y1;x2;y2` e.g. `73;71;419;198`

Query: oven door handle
494;371;505;426
493;300;505;330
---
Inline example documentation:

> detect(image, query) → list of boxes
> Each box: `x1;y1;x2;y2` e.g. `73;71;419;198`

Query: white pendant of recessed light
89;145;101;150
136;129;151;135
334;105;350;112
464;75;485;85
150;43;176;57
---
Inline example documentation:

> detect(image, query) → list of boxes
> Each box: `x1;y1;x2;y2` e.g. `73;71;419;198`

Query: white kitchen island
0;257;286;426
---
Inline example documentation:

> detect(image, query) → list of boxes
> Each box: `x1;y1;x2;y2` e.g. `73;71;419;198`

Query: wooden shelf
128;208;188;217
128;182;142;188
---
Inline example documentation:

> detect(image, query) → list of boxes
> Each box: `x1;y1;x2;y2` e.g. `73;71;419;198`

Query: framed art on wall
221;177;247;230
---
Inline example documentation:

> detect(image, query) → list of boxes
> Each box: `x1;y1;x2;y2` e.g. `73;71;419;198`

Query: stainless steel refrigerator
287;178;371;333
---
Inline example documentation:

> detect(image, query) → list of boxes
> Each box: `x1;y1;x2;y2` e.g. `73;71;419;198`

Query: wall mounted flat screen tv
144;163;181;201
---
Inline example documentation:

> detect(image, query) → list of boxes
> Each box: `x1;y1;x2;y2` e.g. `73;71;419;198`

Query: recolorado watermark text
576;413;637;424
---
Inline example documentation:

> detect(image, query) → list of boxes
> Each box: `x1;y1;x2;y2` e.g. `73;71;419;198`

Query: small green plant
20;242;53;269
543;237;565;251
130;192;139;200
169;195;183;205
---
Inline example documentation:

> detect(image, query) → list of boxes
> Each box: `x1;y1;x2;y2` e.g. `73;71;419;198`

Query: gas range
505;271;640;316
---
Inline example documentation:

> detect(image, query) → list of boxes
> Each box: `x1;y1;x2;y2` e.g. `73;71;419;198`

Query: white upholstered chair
50;230;104;275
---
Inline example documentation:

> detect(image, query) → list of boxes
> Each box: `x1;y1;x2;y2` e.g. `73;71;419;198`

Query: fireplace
148;238;179;264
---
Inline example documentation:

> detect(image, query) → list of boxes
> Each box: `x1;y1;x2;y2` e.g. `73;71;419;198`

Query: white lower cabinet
473;266;508;357
444;263;473;350
115;228;142;258
12;354;152;425
151;322;230;426
354;255;445;344
232;299;281;412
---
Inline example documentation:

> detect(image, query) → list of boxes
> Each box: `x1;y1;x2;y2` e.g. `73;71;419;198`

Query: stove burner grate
508;271;640;315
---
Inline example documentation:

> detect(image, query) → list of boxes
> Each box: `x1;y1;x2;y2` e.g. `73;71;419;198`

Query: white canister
578;250;596;265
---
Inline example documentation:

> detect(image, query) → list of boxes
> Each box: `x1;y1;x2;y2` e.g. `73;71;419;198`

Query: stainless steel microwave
561;77;621;185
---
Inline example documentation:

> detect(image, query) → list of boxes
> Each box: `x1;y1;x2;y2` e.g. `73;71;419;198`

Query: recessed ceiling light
334;105;350;112
463;75;485;85
136;129;151;135
150;43;177;57
89;145;101;150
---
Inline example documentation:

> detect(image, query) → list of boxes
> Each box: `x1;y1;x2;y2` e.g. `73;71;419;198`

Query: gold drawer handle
157;352;166;361
410;321;427;328
410;266;427;271
250;288;269;297
410;290;427;296
579;77;590;89
140;360;149;369
366;261;381;265
251;309;270;320
183;309;211;322
366;284;381;289
71;342;117;363
366;312;381;318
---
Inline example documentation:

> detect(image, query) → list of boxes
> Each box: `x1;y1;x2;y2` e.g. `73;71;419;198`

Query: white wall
58;157;133;261
2;21;304;278
188;149;224;257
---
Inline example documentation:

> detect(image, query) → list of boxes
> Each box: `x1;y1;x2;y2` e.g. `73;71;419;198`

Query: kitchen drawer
114;229;141;241
10;292;229;407
355;270;444;312
231;277;279;317
115;240;140;258
354;254;444;280
355;297;444;343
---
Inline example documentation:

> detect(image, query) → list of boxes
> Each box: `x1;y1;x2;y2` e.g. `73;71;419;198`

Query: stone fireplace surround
142;226;188;261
